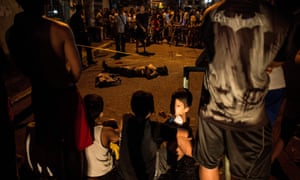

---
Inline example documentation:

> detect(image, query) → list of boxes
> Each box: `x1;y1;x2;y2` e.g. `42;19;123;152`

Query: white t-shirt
85;125;114;177
268;66;286;90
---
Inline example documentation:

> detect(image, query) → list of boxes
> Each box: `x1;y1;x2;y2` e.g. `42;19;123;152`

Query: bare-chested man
6;0;84;179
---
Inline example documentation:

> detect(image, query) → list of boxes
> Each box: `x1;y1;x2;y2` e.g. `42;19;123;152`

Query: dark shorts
193;116;272;179
265;88;286;126
135;28;147;40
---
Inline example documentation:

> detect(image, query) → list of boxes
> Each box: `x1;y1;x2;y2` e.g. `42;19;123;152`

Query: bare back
6;13;81;88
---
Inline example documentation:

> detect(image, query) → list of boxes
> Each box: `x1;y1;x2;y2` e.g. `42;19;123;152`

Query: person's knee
199;166;219;179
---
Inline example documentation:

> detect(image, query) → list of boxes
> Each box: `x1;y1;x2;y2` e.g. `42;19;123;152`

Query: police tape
77;44;132;55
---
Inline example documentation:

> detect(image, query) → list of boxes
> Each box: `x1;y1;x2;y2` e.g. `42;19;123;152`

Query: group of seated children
83;88;198;180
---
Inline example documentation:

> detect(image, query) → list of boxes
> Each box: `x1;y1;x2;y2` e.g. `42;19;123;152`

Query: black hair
84;94;104;137
170;88;193;115
16;0;46;15
131;90;154;118
102;119;119;129
75;4;83;11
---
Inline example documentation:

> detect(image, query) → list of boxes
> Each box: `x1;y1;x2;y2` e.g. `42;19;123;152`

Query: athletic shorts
265;88;286;126
193;116;272;179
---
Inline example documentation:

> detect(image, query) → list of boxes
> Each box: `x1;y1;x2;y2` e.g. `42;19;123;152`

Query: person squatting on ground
192;0;291;179
102;61;168;80
69;4;96;67
118;90;192;180
83;94;121;180
6;0;85;179
159;88;198;180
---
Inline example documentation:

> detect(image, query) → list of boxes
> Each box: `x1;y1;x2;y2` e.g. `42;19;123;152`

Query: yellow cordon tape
77;44;131;55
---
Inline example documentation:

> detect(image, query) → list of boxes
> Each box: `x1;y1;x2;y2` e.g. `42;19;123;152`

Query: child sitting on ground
83;94;121;180
118;90;193;180
159;88;198;180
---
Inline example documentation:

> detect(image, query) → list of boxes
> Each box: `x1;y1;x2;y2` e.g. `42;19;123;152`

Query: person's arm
176;128;192;157
62;24;82;82
265;61;285;73
102;126;121;160
107;127;121;144
200;0;224;25
271;138;285;163
101;126;121;147
156;123;193;156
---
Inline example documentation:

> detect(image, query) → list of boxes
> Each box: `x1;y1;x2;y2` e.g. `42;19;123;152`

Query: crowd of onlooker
93;6;206;48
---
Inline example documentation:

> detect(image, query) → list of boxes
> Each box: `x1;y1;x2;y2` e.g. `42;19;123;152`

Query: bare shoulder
44;17;73;35
102;126;120;141
201;0;224;22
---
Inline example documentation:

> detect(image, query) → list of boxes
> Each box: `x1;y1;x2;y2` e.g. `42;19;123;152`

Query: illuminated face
174;99;188;116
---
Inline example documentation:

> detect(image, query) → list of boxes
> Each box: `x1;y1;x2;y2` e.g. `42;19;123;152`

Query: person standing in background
70;4;96;68
135;5;150;54
127;8;136;43
114;7;127;59
95;8;104;27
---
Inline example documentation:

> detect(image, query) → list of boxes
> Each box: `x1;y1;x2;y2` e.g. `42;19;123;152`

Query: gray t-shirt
200;2;290;130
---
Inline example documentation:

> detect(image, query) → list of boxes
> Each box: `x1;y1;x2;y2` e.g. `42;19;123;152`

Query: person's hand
266;61;285;73
176;146;185;160
158;111;171;119
65;61;71;72
265;65;273;73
